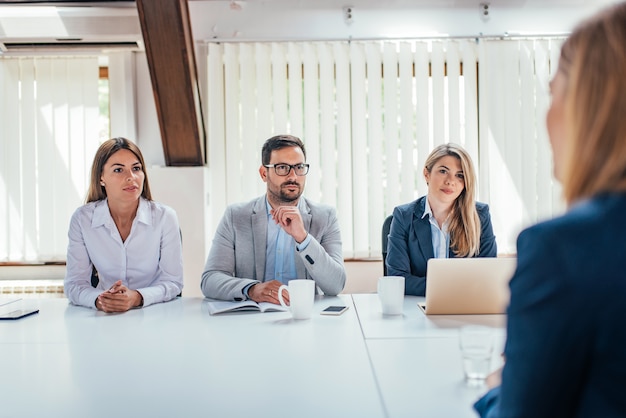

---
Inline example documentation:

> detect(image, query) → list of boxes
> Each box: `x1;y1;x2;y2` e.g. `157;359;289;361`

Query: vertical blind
478;39;566;252
0;39;566;262
0;56;99;262
204;38;566;259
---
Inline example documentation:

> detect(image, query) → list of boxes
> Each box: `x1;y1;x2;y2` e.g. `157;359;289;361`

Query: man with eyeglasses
201;135;346;303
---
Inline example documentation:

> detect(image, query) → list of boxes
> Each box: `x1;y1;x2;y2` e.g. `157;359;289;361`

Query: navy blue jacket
385;195;497;296
475;193;626;418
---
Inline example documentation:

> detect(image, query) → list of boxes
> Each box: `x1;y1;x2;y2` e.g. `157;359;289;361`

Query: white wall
134;51;165;167
148;166;212;298
106;50;163;165
108;52;138;141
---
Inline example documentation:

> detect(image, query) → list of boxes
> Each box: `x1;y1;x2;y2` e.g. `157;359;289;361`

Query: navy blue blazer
475;193;626;418
385;196;497;296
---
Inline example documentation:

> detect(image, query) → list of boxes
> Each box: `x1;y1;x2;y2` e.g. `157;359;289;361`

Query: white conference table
353;294;506;418
0;294;506;418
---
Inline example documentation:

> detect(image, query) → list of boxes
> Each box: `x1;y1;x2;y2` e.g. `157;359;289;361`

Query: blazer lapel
413;197;435;261
251;197;268;281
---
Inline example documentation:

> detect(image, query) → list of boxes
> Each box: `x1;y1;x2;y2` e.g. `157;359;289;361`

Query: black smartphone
320;305;349;316
0;308;39;320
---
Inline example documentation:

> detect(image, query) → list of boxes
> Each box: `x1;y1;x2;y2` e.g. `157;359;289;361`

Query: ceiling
0;0;613;10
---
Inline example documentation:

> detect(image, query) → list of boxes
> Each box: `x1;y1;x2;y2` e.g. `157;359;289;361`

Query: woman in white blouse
64;137;183;312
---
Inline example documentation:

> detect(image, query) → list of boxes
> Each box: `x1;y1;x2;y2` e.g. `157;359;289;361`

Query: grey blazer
201;195;346;301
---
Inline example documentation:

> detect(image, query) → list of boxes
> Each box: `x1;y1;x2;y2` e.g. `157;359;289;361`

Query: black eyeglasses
264;163;310;176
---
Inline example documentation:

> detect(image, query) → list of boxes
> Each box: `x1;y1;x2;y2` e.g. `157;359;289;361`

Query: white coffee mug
277;279;315;320
378;276;405;315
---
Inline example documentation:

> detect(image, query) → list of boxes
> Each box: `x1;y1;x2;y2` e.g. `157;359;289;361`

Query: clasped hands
96;280;143;313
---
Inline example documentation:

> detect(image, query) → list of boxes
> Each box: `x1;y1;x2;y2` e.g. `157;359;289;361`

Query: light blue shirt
422;196;450;258
264;198;311;284
64;197;184;309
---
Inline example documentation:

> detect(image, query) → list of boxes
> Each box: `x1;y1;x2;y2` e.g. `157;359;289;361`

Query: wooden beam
136;0;205;166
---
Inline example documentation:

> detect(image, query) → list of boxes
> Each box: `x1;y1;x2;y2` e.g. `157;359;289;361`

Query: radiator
0;280;65;297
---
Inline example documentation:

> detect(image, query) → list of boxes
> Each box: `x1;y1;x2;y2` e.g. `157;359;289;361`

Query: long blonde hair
559;2;626;204
86;137;152;203
424;143;481;257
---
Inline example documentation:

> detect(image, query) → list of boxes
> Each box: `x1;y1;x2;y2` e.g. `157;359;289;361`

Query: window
98;66;110;142
0;56;100;262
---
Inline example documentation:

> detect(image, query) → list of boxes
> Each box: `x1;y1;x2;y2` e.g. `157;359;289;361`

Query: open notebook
205;300;288;315
418;257;517;315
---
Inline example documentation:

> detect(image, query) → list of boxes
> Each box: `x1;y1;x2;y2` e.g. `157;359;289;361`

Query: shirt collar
265;197;272;215
135;198;152;225
423;195;450;231
422;195;434;220
91;197;151;228
92;199;110;228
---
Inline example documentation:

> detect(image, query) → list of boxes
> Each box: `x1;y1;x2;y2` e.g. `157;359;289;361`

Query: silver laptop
418;257;517;315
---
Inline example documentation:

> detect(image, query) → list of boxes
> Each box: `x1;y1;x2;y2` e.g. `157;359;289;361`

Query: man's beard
276;181;301;203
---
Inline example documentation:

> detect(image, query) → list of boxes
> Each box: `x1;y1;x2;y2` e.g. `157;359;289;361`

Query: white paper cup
377;276;405;315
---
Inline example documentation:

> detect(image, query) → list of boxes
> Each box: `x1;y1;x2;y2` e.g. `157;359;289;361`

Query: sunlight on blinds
365;43;384;260
303;43;321;202
334;43;354;256
0;56;99;262
350;43;369;258
478;39;565;254
207;42;227;233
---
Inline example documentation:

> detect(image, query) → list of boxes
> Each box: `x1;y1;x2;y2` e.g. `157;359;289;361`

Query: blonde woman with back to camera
475;2;626;417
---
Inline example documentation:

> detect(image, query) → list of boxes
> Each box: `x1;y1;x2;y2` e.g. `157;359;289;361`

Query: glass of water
459;325;494;385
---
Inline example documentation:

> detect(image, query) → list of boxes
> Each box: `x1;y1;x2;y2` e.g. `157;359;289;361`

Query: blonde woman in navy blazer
475;3;626;417
385;143;497;296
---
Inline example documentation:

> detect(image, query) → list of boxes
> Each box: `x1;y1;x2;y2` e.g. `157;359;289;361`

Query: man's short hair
261;135;307;165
